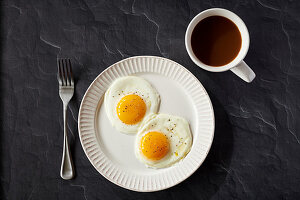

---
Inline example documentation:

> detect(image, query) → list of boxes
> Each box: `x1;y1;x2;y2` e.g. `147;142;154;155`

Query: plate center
95;72;197;174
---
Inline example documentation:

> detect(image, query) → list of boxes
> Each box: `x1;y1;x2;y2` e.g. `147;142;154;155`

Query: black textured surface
1;0;300;199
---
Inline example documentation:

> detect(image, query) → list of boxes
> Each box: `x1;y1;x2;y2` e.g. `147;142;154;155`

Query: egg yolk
117;94;146;125
140;131;170;161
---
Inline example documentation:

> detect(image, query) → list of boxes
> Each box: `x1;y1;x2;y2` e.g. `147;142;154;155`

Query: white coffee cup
185;8;255;82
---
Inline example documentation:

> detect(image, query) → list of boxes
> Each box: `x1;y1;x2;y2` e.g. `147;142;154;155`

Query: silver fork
57;58;75;180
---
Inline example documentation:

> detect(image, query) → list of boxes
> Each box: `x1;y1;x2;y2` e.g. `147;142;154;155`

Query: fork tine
62;59;68;86
68;59;74;86
57;59;61;85
59;59;64;86
57;59;64;86
65;59;72;86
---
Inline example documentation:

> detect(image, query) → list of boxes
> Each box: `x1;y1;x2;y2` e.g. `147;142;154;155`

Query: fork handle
60;103;75;180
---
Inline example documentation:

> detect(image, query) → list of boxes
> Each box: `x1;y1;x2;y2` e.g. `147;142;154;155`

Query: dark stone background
1;0;300;199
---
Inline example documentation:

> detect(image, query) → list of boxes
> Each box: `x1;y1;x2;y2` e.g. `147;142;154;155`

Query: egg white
104;76;160;134
135;113;193;168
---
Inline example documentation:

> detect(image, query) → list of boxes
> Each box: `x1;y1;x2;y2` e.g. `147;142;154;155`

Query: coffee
191;16;242;66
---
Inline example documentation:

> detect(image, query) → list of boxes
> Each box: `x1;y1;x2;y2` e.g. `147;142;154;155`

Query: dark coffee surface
191;16;242;66
1;0;300;199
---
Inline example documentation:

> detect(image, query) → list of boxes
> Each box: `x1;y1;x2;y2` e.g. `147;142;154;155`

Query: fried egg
135;113;192;168
104;76;160;134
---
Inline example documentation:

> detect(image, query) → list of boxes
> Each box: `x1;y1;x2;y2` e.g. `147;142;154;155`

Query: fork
57;58;75;180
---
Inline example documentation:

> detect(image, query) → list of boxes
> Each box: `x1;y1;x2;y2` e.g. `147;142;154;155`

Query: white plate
78;56;215;192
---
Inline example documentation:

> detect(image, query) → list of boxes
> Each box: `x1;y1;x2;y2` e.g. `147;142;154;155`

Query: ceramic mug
185;8;255;83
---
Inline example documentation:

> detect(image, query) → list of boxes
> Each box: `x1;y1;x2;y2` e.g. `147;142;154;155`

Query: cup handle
230;61;256;83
